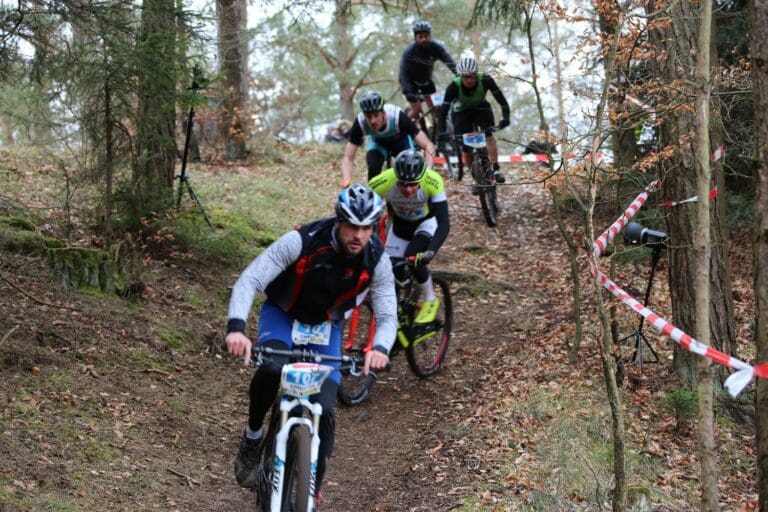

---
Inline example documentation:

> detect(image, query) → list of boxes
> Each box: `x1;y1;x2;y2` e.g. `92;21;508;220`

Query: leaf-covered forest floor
0;146;759;511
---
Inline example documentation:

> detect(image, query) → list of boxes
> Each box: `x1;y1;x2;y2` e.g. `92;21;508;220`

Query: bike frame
250;348;361;512
269;394;322;512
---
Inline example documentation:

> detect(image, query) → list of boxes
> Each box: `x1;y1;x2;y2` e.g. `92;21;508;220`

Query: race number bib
291;320;332;346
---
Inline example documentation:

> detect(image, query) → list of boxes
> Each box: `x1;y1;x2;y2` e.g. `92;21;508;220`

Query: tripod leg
186;183;215;231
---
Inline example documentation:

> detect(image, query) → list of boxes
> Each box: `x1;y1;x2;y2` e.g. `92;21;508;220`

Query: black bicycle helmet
394;149;427;183
412;20;432;34
359;91;384;114
335;184;384;226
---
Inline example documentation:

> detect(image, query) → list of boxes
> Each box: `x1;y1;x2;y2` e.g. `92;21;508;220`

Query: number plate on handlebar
462;132;487;148
281;363;332;397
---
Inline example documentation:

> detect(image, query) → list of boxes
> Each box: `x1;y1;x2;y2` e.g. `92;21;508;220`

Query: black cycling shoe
235;434;263;488
470;185;479;195
494;171;506;184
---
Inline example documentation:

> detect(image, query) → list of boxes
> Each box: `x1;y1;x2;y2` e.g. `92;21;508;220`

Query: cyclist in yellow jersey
368;149;450;324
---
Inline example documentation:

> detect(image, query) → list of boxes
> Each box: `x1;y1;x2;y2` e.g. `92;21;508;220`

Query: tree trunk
693;0;718;507
217;0;248;160
0;116;14;146
649;0;735;388
752;0;768;506
334;0;354;121
135;0;178;217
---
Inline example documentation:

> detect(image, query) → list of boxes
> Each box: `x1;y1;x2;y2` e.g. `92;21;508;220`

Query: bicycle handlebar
220;342;366;369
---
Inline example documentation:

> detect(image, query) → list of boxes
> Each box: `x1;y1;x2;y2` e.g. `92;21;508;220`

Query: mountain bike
412;92;441;142
460;127;500;227
338;256;452;406
244;345;365;511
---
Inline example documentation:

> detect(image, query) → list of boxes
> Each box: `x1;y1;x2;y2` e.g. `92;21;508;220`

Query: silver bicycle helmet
456;56;478;76
335;184;384;226
394;149;427;183
359;91;384;113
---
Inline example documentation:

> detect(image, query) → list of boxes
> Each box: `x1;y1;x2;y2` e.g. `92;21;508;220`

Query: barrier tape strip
608;84;657;115
660;187;718;207
592;181;768;397
433;152;603;165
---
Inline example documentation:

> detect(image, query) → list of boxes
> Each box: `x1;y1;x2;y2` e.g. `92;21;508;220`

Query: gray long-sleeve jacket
227;229;398;354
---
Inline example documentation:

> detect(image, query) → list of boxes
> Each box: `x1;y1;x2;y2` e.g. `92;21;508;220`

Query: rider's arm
435;42;457;75
398;48;411;96
341;142;359;187
437;82;458;133
227;230;302;333
427;198;450;253
414;130;436;167
485;75;510;121
369;252;398;354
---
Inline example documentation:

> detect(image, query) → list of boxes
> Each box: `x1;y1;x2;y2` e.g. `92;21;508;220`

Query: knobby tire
339;301;377;406
474;154;498;227
280;424;311;512
405;275;452;378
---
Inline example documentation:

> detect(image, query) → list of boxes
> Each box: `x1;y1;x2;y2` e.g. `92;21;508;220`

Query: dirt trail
1;178;576;512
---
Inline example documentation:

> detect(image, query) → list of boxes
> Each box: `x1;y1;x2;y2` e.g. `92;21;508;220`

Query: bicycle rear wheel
280;424;311;512
405;275;452;378
339;302;376;406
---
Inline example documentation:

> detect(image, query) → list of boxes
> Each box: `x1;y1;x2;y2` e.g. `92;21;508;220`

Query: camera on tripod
190;64;209;91
623;221;668;249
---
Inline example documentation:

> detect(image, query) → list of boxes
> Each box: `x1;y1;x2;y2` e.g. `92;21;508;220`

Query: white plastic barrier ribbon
592;181;768;397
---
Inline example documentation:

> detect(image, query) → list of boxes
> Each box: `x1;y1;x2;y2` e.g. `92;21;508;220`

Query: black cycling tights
247;339;338;492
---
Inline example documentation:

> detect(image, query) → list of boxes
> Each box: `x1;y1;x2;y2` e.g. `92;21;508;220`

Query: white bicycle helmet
456;56;478;76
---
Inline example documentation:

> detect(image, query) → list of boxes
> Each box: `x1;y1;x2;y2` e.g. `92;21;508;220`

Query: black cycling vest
264;217;384;324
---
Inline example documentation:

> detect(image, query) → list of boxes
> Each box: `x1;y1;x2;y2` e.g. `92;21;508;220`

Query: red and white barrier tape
608;84;657;115
660;187;718;207
592;181;768;397
433;152;603;165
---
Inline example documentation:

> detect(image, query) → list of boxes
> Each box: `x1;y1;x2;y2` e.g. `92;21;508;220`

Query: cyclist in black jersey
437;56;510;190
225;184;397;503
399;20;457;123
342;90;436;185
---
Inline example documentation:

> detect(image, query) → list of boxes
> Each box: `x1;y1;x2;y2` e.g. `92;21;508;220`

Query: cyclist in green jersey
368;149;450;324
437;56;510;190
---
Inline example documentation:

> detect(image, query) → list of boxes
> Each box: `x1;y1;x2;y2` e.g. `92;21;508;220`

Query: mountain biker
342;90;436;184
437;56;510;190
399;20;457;123
368;149;450;325
224;184;397;502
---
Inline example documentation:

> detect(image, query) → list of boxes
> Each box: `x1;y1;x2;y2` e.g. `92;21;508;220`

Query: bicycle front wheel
475;155;498;227
280;424;311;512
339;302;377;406
405;275;452;378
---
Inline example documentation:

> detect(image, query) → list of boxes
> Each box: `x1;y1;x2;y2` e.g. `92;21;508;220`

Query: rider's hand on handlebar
497;118;510;130
226;332;253;366
414;250;435;267
364;349;390;374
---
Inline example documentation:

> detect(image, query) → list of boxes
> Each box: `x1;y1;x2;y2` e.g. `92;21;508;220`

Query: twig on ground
167;468;200;487
1;324;20;347
0;274;82;311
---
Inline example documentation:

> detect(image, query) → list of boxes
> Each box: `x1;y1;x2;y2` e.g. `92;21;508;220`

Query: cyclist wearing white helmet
225;183;396;501
399;20;457;123
342;90;435;185
369;149;450;325
438;56;511;189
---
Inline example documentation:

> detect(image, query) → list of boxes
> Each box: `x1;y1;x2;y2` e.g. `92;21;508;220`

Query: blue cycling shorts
257;300;344;384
